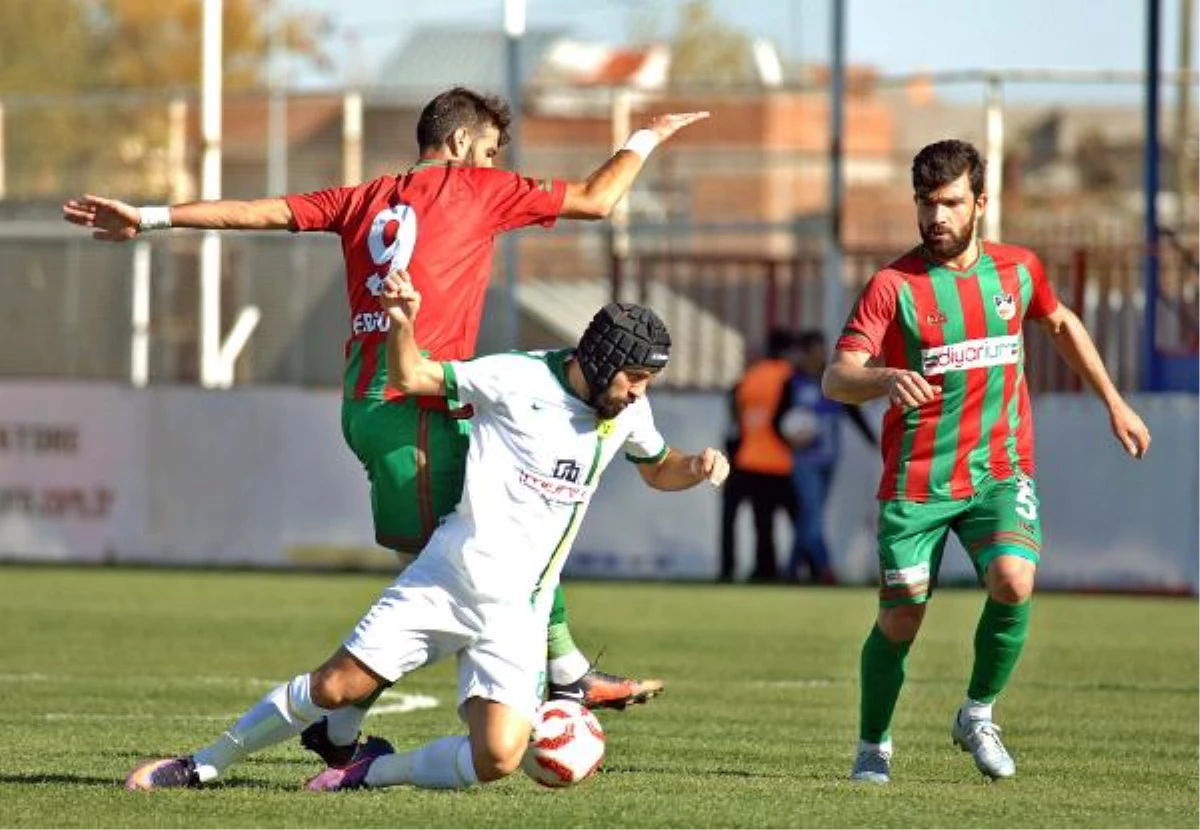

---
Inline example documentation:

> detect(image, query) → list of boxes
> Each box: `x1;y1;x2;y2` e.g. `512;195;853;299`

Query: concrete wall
1;382;1194;593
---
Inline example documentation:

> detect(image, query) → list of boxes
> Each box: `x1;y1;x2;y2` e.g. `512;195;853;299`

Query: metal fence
1;72;1196;391
0;220;1193;393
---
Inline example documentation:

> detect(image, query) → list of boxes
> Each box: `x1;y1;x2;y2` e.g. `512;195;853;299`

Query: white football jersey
408;349;667;608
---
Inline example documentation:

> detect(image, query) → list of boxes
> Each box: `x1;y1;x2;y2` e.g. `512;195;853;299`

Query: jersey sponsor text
518;467;594;504
921;335;1020;376
352;310;392;336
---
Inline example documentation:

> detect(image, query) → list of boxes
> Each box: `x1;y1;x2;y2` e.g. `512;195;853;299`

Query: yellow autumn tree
0;0;327;198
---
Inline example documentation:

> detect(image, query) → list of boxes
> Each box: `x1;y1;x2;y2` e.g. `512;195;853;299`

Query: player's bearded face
916;173;981;262
590;369;655;420
919;202;977;260
464;126;502;169
590;383;633;420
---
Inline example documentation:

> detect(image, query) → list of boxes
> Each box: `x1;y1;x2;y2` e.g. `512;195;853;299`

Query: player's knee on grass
465;701;534;782
877;603;926;643
469;730;529;782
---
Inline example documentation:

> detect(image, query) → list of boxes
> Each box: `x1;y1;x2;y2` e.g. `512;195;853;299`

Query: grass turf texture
0;565;1196;828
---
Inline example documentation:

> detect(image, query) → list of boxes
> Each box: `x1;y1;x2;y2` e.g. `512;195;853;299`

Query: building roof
372;25;569;105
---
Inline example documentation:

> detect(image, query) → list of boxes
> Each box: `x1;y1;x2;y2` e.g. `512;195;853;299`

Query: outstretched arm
62;194;293;242
559;112;710;220
637;447;729;492
1035;303;1151;458
822;349;941;409
379;270;446;397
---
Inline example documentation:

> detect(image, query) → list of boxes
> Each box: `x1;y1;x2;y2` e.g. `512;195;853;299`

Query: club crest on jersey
993;292;1017;321
925;309;947;326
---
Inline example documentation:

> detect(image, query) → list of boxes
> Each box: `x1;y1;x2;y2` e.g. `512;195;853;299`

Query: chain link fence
0;76;1195;391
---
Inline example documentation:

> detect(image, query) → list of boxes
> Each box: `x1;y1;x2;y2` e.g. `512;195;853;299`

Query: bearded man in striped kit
824;139;1151;784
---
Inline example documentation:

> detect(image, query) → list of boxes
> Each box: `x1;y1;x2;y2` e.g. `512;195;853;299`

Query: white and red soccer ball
521;699;606;788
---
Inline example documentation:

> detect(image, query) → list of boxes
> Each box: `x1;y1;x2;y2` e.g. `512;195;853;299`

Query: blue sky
288;0;1197;102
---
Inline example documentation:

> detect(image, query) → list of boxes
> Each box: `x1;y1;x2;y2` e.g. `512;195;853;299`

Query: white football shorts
342;566;547;723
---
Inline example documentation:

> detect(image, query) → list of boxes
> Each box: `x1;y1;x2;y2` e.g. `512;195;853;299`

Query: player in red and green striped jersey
63;87;708;771
824;139;1151;784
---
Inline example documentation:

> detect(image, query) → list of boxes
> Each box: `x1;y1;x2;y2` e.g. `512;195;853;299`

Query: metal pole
131;241;152;387
0;100;6;200
1142;0;1162;391
822;0;846;338
503;0;525;350
342;90;363;185
167;97;191;203
200;0;224;387
610;87;632;273
267;0;288;194
1176;0;1194;210
984;76;1005;241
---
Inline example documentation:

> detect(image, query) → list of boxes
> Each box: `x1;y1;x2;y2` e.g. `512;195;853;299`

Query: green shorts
876;474;1042;607
341;397;471;554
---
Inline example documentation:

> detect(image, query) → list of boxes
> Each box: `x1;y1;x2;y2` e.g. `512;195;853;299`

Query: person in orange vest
718;328;799;582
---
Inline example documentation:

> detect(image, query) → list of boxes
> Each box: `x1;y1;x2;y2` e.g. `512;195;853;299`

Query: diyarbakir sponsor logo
922;335;1020;375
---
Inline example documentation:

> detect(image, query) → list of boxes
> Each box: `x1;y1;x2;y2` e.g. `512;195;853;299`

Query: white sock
365;735;479;790
548;649;591;685
192;674;328;782
857;738;893;757
961;698;994;722
325;704;368;747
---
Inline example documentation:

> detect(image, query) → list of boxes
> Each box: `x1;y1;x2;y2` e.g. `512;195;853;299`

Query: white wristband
621;129;659;161
138;206;172;232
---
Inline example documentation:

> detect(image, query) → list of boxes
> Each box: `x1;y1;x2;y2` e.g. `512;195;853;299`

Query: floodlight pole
342;90;363;185
131;241;151;387
0;101;6;200
1177;0;1194;210
267;0;288;195
200;0;224;387
502;0;525;350
200;0;259;388
610;87;633;266
984;76;1005;241
823;0;846;338
1142;0;1162;391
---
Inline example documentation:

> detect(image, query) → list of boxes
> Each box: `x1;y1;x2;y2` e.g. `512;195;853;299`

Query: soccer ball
520;699;606;788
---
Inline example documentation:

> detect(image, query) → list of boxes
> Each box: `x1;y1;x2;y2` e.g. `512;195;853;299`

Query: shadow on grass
0;773;122;787
0;771;315;793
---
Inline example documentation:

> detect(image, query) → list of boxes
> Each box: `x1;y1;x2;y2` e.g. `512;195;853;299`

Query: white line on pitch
33;692;440;722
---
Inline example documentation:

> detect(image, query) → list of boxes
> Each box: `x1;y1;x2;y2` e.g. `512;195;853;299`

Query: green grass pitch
0;565;1196;828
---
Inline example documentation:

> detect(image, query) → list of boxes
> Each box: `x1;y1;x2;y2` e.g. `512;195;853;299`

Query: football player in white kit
126;270;729;793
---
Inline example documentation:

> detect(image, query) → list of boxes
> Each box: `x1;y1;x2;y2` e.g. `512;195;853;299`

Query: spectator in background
777;330;877;585
718;329;798;582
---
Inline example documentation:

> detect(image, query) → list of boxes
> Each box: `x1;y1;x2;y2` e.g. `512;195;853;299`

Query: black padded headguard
576;302;671;394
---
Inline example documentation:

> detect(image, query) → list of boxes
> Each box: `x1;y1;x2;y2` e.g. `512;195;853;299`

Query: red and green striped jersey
836;241;1059;502
286;163;566;401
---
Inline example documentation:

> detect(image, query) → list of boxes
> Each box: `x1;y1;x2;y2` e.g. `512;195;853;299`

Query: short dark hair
416;87;512;152
912;139;986;199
